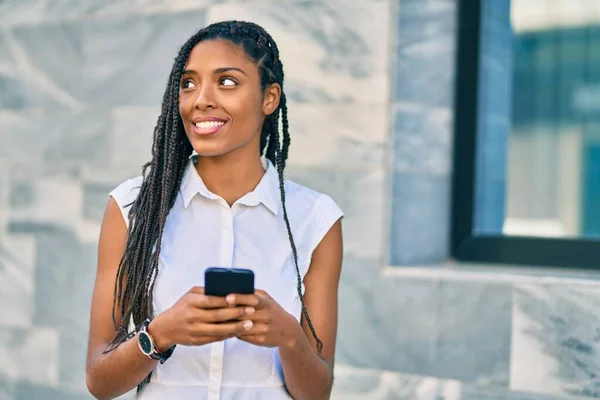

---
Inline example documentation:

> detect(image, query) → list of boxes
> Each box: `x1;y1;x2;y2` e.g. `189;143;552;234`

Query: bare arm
278;218;343;399
216;218;343;399
85;198;159;399
85;198;253;400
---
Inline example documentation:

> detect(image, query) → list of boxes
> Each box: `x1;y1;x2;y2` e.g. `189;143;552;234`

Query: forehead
185;39;256;71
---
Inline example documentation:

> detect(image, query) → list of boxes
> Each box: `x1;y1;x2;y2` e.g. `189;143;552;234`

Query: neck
195;150;266;206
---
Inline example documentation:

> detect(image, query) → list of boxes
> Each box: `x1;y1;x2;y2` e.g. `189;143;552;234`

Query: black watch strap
153;340;176;364
137;319;176;364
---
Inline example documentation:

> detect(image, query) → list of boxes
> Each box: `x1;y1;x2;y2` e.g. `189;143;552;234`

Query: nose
193;83;217;110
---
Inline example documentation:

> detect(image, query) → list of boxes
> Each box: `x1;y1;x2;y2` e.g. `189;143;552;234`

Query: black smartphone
204;267;255;297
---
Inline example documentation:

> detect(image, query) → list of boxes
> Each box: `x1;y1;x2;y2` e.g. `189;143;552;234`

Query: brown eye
220;77;237;87
182;80;196;89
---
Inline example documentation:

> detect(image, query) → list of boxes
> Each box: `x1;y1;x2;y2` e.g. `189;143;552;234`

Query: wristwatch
137;319;176;364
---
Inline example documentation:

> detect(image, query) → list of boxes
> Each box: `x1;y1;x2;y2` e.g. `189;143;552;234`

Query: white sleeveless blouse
109;157;343;400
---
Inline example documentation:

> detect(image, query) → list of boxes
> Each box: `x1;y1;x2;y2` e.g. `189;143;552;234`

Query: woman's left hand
225;289;299;349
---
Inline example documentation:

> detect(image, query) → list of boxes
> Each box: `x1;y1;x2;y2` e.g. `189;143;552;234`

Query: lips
191;117;227;136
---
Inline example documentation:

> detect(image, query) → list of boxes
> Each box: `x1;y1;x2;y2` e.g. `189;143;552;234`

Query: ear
262;83;281;116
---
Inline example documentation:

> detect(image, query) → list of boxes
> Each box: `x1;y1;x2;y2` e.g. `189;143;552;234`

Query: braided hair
106;20;324;390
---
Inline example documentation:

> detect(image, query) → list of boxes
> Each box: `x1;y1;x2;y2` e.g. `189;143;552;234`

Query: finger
236;334;268;346
203;306;255;323
238;322;268;336
237;309;270;322
225;293;261;308
187;293;229;309
188;286;204;295
198;319;254;336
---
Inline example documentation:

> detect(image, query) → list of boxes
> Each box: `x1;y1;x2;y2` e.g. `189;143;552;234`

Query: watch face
138;332;153;355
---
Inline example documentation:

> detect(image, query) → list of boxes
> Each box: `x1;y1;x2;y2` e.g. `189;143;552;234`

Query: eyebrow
182;67;247;76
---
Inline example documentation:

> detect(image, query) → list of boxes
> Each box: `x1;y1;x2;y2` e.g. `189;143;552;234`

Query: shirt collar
180;156;281;215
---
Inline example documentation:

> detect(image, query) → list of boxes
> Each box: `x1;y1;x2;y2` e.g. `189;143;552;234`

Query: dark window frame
450;0;600;270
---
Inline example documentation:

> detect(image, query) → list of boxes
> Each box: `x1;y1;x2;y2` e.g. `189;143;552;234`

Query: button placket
208;203;235;400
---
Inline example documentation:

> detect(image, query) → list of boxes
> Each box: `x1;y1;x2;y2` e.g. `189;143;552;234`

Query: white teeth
195;121;225;129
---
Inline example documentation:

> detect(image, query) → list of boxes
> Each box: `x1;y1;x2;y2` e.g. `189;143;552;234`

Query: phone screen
204;267;255;297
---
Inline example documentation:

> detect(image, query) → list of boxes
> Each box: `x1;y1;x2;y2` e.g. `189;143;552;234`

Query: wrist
147;316;174;353
280;314;303;351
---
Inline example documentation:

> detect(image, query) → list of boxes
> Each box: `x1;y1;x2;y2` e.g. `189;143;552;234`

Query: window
451;0;600;268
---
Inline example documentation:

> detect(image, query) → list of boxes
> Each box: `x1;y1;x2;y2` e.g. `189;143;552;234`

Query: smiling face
178;39;280;158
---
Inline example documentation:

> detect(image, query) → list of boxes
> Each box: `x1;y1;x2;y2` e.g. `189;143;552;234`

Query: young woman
85;20;343;400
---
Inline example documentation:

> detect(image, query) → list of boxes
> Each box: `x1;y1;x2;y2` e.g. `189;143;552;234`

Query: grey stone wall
1;1;599;400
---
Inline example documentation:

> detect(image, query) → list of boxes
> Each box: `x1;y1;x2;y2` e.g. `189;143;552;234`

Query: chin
191;141;240;158
187;133;257;159
193;148;228;157
185;137;226;157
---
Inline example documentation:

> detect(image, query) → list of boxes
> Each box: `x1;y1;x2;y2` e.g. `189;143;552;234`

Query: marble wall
1;0;600;400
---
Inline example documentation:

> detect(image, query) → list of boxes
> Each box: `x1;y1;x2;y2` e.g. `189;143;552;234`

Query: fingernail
245;307;255;315
226;295;235;304
243;320;253;331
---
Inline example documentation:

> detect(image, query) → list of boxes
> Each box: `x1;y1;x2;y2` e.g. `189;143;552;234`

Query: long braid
280;95;290;171
106;39;195;358
126;73;176;326
264;114;279;165
106;21;325;394
272;104;324;355
255;28;324;354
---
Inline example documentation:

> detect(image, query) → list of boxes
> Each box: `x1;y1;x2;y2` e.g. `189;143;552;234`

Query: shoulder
109;175;144;206
108;175;144;228
283;178;344;253
284;179;341;215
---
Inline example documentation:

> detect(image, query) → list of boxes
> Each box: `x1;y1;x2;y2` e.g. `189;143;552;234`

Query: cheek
178;95;192;117
227;99;264;130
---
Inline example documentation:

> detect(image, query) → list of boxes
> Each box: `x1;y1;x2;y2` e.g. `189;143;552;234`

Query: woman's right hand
147;286;255;351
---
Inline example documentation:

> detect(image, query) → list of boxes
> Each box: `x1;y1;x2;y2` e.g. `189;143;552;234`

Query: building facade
0;0;599;399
